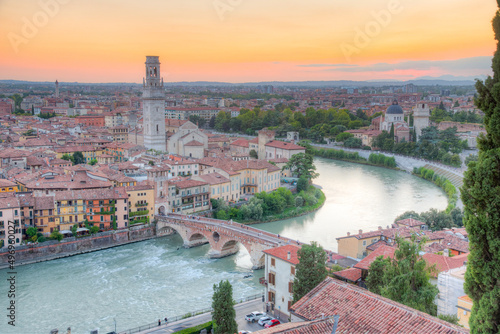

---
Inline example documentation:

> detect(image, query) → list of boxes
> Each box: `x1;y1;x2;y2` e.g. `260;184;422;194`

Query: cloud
314;56;492;73
298;63;359;68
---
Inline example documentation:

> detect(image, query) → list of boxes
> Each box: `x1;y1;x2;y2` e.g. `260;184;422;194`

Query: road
135;299;284;334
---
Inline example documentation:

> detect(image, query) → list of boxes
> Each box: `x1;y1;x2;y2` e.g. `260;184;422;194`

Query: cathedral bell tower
143;56;166;152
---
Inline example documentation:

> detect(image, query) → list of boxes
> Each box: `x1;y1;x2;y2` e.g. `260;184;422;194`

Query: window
268;273;276;285
268;291;275;303
271;258;275;267
363;240;366;246
291;266;295;275
288;281;293;293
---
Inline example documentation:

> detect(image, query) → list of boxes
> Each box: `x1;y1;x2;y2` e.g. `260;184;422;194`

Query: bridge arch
187;232;210;248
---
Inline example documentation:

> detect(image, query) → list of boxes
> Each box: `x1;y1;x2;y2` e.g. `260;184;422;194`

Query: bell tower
143;56;166;152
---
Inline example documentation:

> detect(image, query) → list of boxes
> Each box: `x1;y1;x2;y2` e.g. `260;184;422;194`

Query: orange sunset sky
0;0;497;83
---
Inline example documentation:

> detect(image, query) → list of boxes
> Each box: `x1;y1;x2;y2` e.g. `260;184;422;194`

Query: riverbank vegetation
374;126;465;167
395;165;463;232
413;167;458;213
305;143;398;169
211;186;325;223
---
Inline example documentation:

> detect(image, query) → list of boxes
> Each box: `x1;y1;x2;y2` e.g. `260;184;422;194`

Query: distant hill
0;76;481;87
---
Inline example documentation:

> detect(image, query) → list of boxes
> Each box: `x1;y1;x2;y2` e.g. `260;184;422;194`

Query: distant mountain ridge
0;75;483;87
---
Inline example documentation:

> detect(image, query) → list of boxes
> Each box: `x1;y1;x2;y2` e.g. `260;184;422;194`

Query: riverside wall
0;225;156;269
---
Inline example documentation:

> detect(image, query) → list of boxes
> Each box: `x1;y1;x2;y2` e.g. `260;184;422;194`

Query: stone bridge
155;213;298;269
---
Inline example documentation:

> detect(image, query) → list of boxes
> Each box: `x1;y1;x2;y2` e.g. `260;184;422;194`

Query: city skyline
0;0;496;83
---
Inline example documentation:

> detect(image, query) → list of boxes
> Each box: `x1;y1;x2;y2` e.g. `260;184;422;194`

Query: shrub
173;321;213;334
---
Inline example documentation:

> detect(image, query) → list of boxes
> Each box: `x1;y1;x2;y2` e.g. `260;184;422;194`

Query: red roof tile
354;245;396;270
333;268;362;282
290;277;468;333
263;244;301;265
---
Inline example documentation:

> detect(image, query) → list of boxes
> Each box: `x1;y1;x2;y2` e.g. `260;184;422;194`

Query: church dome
386;99;404;114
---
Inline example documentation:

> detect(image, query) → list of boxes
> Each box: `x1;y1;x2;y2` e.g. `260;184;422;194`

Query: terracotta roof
422;253;469;275
263;244;301;265
253;317;336;333
184;140;204;146
354;245;396;270
265;140;305;150
0;179;17;187
397;218;427;227
290;277;469;333
230;139;249;148
171;179;208;189
333;268;362;282
196;173;230;185
458;295;472;303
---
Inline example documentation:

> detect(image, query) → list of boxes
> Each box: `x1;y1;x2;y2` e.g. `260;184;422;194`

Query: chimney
378;226;382;231
358;229;362;235
287;251;291;260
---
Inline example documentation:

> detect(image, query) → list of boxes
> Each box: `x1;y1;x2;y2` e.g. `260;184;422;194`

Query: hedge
413;166;458;213
172;321;213;334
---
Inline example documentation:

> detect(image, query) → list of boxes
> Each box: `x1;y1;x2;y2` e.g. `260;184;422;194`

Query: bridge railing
118;293;264;334
157;213;301;246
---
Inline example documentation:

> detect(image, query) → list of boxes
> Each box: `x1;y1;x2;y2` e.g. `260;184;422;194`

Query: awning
60;230;73;234
76;228;89;232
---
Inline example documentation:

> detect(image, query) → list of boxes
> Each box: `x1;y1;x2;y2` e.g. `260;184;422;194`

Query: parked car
264;319;281;328
245;311;265;323
258;316;274;326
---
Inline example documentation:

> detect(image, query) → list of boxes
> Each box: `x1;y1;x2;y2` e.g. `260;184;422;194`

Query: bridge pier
183;239;209;248
208;247;238;259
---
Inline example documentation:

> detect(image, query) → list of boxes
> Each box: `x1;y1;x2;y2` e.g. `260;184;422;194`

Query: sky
0;0;497;83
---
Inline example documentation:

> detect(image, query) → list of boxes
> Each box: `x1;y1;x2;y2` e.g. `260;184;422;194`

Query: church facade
167;121;208;159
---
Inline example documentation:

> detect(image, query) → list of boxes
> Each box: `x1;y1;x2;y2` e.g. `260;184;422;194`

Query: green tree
26;227;37;241
90;226;99;235
282;153;318;180
365;256;391;295
50;230;63;241
61;153;72;161
211;280;237;334
71;223;78;237
461;5;500;331
88;158;98;166
293;241;328;303
366;236;438;315
296;176;309;193
249;149;258;159
72;151;85;165
189;115;206;128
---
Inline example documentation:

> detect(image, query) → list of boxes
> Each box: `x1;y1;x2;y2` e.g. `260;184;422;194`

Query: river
0;158;447;334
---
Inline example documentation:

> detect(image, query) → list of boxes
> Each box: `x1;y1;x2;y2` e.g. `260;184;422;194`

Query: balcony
129;209;149;217
135;202;149;207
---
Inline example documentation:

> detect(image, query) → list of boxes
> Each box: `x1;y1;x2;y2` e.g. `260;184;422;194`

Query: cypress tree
293;241;328;303
461;2;500;332
389;123;395;139
211;280;237;334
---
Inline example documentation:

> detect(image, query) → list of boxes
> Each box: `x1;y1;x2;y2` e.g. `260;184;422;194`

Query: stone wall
0;226;156;267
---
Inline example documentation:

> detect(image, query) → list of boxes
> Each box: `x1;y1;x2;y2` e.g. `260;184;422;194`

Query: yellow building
55;145;103;164
195;173;232;201
34;196;57;234
126;183;155;225
54;196;86;231
0;179;18;192
457;295;472;329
